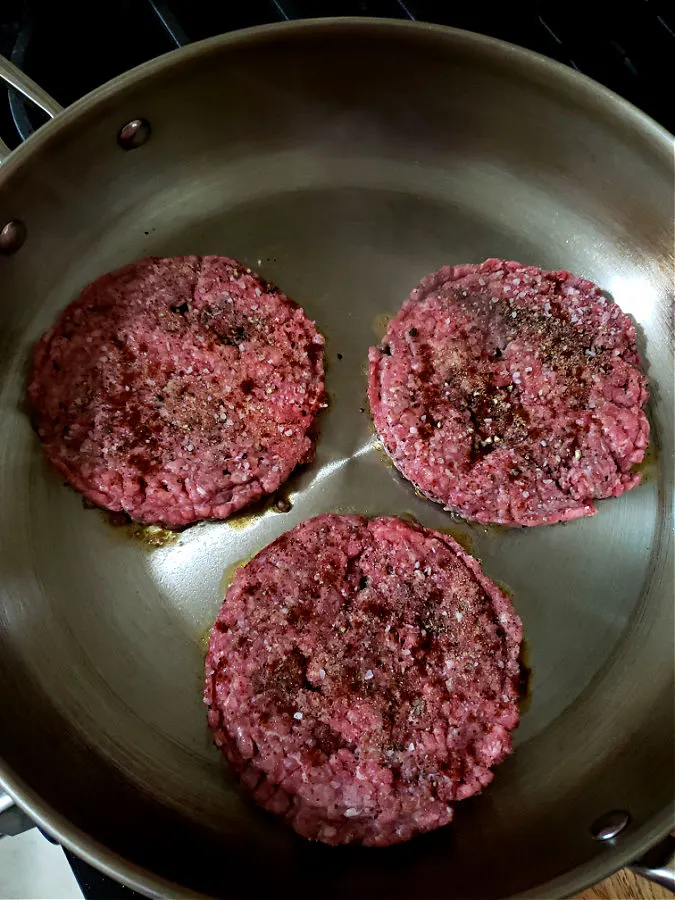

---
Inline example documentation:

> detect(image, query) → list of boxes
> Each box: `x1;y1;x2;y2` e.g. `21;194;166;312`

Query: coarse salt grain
293;711;303;720
364;669;374;680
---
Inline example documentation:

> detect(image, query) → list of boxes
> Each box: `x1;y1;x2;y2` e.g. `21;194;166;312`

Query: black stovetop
1;1;672;897
1;0;673;150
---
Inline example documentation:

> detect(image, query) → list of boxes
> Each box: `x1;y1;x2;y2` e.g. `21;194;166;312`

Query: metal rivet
117;118;151;150
591;810;631;841
0;219;27;255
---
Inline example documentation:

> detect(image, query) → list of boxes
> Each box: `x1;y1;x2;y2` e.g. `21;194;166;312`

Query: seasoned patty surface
368;259;649;526
204;514;522;846
28;256;325;527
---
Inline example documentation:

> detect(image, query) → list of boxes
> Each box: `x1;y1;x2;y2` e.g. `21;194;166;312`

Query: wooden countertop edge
576;867;672;899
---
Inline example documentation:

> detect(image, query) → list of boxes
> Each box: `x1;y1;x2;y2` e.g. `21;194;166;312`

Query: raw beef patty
205;513;522;846
368;259;649;526
28;256;325;527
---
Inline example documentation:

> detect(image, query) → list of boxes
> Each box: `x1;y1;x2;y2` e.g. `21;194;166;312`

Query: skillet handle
0;54;63;162
628;833;675;893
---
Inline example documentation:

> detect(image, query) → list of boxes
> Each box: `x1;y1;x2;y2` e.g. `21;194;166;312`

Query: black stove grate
1;0;673;149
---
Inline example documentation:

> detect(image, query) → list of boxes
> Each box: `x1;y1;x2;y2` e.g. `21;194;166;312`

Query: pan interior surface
0;21;672;900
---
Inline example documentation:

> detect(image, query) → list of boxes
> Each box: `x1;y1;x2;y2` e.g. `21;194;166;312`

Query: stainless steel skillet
0;18;672;899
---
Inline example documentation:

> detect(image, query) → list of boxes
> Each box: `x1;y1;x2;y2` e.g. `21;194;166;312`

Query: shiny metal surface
117;118;152;151
0;53;62;164
0;54;63;118
629;835;675;892
0;19;672;900
0;219;27;255
591;810;631;842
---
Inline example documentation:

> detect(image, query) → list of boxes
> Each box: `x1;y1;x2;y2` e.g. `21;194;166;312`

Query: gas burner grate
1;0;672;149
